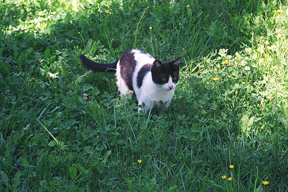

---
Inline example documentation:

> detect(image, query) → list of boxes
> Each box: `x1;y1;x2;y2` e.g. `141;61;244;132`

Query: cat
79;49;180;114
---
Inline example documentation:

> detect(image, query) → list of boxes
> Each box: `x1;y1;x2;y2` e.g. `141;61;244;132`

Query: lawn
0;0;287;191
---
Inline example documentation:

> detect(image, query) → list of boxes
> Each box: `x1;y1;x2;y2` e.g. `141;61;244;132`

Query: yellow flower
285;48;288;51
264;53;269;58
242;82;245;85
235;90;238;95
229;165;234;169
228;177;232;181
222;175;227;179
259;36;264;40
276;9;283;13
187;5;190;8
97;135;99;139
224;60;229;65
262;181;269;185
138;159;142;163
212;77;219;81
131;4;133;7
149;26;152;30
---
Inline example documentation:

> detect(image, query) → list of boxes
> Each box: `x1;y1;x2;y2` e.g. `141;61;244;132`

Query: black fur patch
119;50;136;91
151;59;180;85
79;54;117;72
137;64;151;88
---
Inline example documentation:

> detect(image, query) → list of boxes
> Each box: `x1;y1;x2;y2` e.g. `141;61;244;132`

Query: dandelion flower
276;9;283;13
149;26;152;30
222;175;227;179
187;5;190;8
229;165;234;169
242;82;245;85
259;36;264;40
138;159;142;164
235;90;238;95
131;4;133;7
244;66;250;71
224;60;229;65
262;181;269;185
228;177;232;181
97;135;99;139
212;77;219;81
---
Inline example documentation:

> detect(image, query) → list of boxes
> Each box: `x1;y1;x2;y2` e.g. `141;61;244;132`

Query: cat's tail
79;54;117;72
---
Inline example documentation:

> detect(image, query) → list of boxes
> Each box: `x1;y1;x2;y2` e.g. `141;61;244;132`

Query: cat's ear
153;60;163;68
170;58;180;70
152;60;163;73
172;58;181;66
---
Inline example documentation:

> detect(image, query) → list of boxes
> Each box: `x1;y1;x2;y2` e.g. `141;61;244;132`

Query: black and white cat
79;49;180;114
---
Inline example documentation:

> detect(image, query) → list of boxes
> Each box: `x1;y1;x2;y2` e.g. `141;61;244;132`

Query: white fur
116;49;176;113
137;75;176;113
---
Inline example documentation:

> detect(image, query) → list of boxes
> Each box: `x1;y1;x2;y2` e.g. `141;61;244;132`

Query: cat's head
151;58;180;91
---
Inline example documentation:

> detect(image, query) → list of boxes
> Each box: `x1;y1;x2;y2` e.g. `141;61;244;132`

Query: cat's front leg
120;90;134;100
138;100;153;113
157;102;170;116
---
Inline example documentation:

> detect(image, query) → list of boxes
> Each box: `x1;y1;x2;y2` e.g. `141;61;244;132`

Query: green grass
1;0;287;191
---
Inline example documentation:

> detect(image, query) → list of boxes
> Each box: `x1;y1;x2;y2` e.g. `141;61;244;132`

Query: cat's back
116;49;155;93
119;49;155;68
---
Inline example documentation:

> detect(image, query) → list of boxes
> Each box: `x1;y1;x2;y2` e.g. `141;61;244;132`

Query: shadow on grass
1;1;287;190
42;0;276;58
1;0;281;73
0;0;284;139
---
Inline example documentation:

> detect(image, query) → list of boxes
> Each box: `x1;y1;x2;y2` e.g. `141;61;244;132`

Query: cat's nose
168;85;174;89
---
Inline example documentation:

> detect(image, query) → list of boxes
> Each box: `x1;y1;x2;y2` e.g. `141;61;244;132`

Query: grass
0;0;287;191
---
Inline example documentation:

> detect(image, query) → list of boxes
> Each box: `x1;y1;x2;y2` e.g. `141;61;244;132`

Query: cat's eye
173;77;177;81
162;78;167;82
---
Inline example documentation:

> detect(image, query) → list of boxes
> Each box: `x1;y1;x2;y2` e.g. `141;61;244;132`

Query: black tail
79;54;117;72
